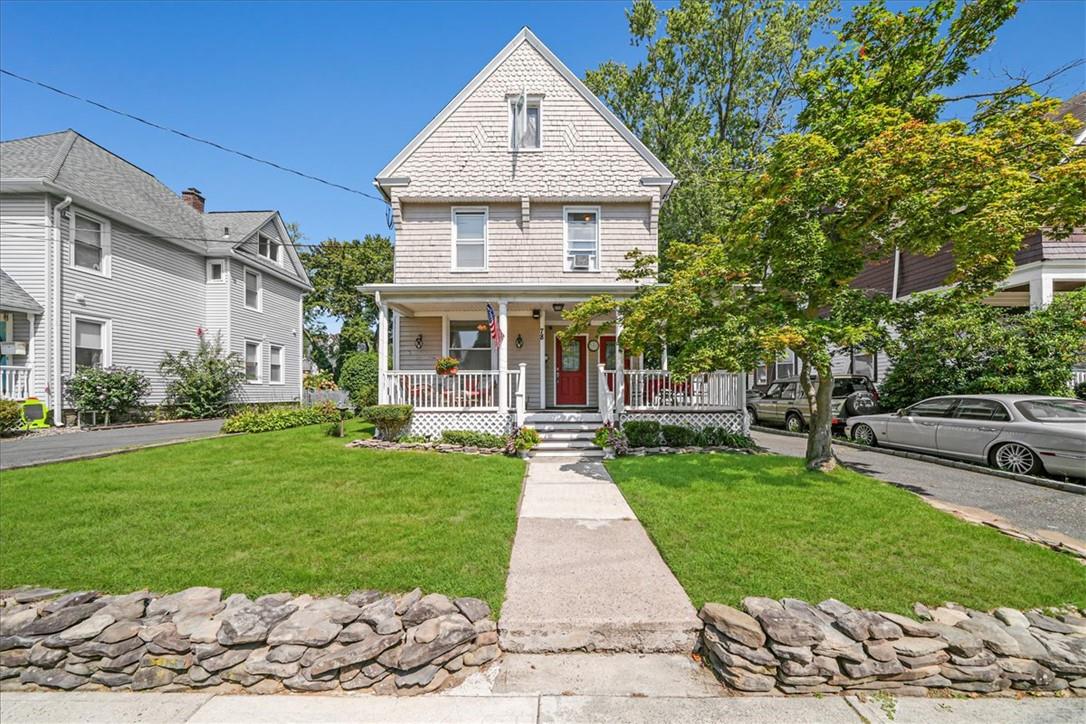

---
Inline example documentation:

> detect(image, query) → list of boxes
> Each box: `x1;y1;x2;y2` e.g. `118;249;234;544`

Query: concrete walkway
0;419;224;470
498;457;701;653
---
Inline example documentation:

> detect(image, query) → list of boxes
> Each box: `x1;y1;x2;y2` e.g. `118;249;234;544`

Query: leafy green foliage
661;424;698;447
623;420;663;447
440;429;507;449
65;366;150;416
0;399;22;432
222;402;340;434
594;422;630;455
1075;382;1086;401
435;356;461;375
303;371;337;390
300;235;393;377
361;404;414;440
338;352;379;408
511;426;542;452
159;332;244;419
879;290;1086;410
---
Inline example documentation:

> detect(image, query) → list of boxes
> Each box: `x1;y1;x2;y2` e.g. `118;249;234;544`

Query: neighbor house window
72;212;108;273
245;341;261;383
73;318;105;368
269;345;284;384
565;207;599;271
206;259;225;283
448;321;492;370
258;234;279;263
775;352;795;379
452;208;487;271
510;96;541;150
244;269;261;310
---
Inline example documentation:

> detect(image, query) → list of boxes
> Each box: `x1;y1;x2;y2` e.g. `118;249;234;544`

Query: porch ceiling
362;281;646;317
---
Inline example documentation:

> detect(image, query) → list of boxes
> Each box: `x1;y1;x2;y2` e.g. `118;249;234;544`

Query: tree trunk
800;358;836;472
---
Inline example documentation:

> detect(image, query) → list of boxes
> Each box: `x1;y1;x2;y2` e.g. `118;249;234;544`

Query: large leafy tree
300;235;393;377
569;0;1086;470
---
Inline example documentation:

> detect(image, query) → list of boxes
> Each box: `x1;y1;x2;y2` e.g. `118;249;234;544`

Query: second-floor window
510;96;541;150
565;207;599;271
258;233;280;263
244;269;262;311
452;208;487;271
72;212;108;274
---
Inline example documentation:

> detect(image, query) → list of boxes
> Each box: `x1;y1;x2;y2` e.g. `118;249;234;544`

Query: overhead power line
0;68;386;204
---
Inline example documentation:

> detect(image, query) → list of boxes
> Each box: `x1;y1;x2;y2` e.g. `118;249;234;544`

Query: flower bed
347;439;509;456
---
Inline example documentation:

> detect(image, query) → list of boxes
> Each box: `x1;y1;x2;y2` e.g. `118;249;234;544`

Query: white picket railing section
621;370;743;411
383;370;525;412
1073;369;1086;388
0;366;31;401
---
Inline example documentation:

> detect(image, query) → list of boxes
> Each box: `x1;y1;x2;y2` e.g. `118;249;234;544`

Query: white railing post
597;364;609;423
497;301;509;414
376;300;389;404
516;363;527;427
615;313;625;415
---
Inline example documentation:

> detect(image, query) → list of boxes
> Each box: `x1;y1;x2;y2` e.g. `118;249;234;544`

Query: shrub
0;399;22;432
661;424;698;447
593;422;629;455
509;426;541;452
361;404;413;440
65;366;150;418
339;352;379;409
440;429;506;449
222;402;339;434
304;371;337;390
1075;380;1086;401
160;331;245;419
623;420;662;447
435;356;461;375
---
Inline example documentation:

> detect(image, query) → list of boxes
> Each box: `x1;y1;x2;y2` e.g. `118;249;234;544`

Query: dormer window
258;233;280;263
510;94;541;150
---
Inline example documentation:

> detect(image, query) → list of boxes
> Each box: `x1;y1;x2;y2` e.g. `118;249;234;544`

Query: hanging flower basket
435;356;460;376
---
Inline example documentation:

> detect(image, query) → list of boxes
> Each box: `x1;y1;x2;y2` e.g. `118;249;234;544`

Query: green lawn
607;453;1086;615
0;421;525;612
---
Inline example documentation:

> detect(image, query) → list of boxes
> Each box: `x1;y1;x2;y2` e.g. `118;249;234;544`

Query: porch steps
524;411;605;458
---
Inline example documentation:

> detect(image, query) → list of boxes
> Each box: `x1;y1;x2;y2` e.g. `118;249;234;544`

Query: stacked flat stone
0;586;498;694
346;439;509;456
698;597;1086;696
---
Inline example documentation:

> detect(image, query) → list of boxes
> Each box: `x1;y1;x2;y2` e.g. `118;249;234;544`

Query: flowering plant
65;366;150;417
435;356;461;376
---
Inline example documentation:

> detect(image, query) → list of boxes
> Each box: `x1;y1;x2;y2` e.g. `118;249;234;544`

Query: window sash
453;211;486;269
448;322;492;370
74;320;104;368
269;346;283;383
208;262;223;281
565;210;598;268
510;101;541;149
245;342;260;382
245;271;260;308
258;235;278;262
73;214;104;271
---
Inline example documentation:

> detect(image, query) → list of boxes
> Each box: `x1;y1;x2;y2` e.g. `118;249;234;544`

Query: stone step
526;448;607;459
538;430;596;441
528;423;601;433
535;439;596;450
524;411;603;424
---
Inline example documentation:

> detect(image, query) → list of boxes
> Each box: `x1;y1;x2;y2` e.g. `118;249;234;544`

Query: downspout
50;195;73;425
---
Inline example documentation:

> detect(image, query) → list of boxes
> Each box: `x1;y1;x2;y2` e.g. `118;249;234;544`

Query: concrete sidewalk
498;457;701;653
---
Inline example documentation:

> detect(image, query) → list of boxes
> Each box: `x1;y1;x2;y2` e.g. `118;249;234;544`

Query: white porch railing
383;370;524;412
1073;369;1086;387
598;364;615;423
621;370;743;411
513;363;527;427
0;365;31;401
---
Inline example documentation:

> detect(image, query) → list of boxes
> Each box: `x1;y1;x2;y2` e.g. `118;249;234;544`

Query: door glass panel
562;341;581;371
604;340;616;369
908;398;958;418
954;399;1009;421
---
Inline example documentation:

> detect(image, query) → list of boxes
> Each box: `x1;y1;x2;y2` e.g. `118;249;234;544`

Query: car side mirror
896;409;905;417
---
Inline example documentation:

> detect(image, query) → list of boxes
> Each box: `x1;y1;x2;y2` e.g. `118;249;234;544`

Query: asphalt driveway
0;419;224;470
752;430;1086;543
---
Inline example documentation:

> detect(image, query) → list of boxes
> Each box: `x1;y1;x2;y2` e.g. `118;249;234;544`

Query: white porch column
26;313;36;396
376;299;389;404
1029;273;1053;310
498;300;509;412
538;307;546;409
391;310;400;371
661;342;668;371
615;311;625;415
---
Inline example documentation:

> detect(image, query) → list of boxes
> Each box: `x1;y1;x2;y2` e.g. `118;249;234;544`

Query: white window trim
206;259;226;284
269;344;284;385
244;339;263;384
450;207;488;272
257;233;282;265
69;313;111;371
68;208;112;278
563;205;601;273
243;267;263;312
507;94;543;152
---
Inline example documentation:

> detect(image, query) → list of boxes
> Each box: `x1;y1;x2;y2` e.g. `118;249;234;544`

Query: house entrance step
524;411;603;425
526;448;606;459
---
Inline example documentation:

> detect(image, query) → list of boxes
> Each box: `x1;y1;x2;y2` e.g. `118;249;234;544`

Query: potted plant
435;356;461;376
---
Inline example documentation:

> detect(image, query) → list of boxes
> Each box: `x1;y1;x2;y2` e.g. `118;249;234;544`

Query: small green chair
20;397;49;430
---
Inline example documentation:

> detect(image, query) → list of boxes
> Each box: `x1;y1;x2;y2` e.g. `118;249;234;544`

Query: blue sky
2;0;1083;249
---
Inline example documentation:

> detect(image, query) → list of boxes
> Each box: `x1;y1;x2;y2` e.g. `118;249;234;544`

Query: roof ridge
43;129;79;182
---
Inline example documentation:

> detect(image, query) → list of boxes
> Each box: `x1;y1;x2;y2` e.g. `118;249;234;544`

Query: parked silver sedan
846;395;1086;479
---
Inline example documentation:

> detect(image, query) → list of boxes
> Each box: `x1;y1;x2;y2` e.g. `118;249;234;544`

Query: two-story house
0;130;311;421
364;28;746;452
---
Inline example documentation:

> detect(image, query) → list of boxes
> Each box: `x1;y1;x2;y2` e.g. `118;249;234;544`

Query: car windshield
1015;398;1086;423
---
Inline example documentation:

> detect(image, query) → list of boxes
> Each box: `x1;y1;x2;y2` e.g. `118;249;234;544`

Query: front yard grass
0;420;524;612
607;453;1086;615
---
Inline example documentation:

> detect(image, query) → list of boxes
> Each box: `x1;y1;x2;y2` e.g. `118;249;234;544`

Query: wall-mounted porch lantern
414;334;424;350
552;303;564;313
515;334;524;349
532;308;541;320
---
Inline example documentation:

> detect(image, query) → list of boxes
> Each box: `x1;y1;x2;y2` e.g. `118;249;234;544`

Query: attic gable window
258;233;280;263
509;95;541;150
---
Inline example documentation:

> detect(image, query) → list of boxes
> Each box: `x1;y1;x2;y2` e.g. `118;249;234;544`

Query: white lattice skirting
620;410;747;435
408;411;514;439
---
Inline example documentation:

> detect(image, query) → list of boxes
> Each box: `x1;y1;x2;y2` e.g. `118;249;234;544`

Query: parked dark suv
747;375;880;433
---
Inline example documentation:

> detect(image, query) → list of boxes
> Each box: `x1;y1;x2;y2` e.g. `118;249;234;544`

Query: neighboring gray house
0;130;311;419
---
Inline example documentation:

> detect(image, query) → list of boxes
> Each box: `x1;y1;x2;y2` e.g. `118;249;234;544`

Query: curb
750;425;1085;495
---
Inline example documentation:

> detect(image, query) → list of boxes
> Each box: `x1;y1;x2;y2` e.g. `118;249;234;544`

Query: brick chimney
181;187;205;213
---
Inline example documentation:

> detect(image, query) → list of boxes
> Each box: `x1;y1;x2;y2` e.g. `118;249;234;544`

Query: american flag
486;304;504;347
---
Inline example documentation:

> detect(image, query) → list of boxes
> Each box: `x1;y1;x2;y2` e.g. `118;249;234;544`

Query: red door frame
599;335;631;403
555;335;588;406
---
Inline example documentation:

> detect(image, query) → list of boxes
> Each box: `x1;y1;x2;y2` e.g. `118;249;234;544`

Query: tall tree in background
300;235;393;377
585;0;835;265
570;0;1086;470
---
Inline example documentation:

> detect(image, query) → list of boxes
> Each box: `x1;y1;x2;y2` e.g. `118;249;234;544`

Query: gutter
50;195;73;425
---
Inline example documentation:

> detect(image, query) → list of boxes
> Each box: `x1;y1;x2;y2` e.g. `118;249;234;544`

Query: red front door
555;336;587;406
599;335;631;403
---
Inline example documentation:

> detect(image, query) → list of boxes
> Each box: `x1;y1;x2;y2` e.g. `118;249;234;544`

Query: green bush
661;424;698;447
0;399;22;432
339;353;379;409
511;426;541;452
594;422;629;455
623;420;662;447
160;331;245;419
441;429;506;449
222;402;340;434
65;366;151;418
361;404;413;440
304;371;337;390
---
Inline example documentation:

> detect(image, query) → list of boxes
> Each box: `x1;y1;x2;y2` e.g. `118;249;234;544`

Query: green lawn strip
606;453;1086;615
0;420;525;613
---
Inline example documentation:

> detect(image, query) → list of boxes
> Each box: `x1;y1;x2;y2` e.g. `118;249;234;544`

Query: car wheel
785;413;804;433
746;406;758;426
991;442;1041;476
852;423;877;447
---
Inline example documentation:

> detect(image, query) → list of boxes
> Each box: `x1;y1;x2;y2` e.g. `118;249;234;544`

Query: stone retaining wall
698;597;1086;696
0;586;498;694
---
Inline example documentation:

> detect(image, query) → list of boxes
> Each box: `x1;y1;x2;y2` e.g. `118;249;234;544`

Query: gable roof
0;268;43;314
375;27;673;196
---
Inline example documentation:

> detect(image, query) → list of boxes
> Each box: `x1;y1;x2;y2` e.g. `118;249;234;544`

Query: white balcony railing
0;365;31;401
621;370;743;411
383;370;523;411
1073;369;1086;388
